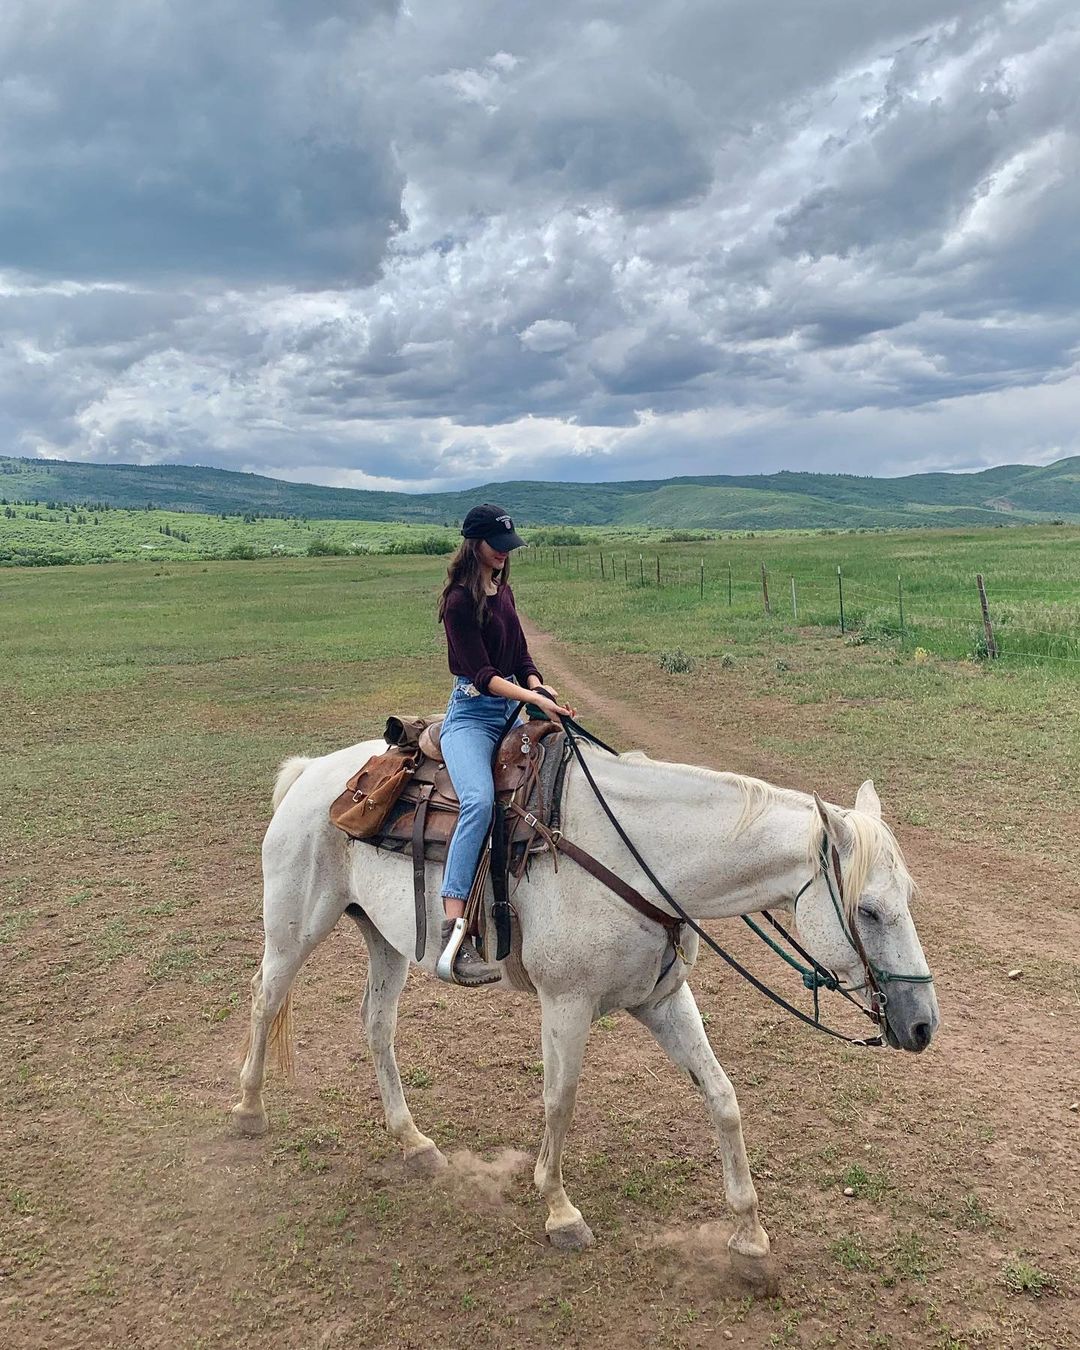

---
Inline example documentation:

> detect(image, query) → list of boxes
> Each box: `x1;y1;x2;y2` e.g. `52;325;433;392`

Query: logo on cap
497;515;512;529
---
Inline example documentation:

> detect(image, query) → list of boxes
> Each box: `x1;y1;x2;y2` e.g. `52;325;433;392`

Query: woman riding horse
435;503;576;984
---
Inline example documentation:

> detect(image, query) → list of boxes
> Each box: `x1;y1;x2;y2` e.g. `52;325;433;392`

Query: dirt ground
3;622;1077;1349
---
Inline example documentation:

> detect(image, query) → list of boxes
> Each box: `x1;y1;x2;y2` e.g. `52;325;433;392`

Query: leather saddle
370;714;567;867
358;712;571;967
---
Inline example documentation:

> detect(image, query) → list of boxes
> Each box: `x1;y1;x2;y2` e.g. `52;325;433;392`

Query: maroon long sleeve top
441;582;542;695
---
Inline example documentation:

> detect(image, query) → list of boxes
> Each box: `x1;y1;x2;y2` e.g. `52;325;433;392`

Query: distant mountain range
1;453;1076;530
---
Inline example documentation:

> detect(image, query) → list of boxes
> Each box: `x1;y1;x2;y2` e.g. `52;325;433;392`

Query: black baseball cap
460;503;526;552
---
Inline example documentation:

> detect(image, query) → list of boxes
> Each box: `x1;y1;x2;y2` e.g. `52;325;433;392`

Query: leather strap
491;800;513;959
507;803;682;938
412;784;433;960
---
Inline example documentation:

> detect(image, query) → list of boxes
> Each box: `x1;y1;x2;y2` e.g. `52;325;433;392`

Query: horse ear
813;792;855;853
854;779;881;819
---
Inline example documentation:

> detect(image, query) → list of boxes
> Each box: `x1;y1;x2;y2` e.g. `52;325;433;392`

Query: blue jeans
439;676;525;902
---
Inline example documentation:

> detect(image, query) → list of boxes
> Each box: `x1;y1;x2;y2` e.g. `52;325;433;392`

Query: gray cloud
1;0;1078;488
0;1;404;285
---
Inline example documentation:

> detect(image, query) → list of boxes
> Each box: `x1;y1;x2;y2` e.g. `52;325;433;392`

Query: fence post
790;575;798;622
761;563;771;615
837;565;845;635
700;558;704;600
624;556;628;583
639;553;644;586
656;555;661;587
976;574;998;658
728;564;732;607
600;553;606;581
898;574;905;648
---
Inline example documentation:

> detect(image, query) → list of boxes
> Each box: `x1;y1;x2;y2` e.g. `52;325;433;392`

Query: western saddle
355;712;572;965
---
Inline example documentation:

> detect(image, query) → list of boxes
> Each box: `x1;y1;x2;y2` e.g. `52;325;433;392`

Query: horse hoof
230;1105;269;1137
547;1218;595;1252
728;1250;780;1296
405;1145;448;1179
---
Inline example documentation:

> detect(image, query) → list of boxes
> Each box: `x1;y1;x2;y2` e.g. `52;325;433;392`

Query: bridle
761;839;935;1036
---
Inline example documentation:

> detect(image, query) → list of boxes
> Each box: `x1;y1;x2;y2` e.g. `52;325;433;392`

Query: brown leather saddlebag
329;747;419;840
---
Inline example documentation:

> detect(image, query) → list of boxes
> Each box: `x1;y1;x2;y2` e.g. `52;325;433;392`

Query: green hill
1;453;1076;530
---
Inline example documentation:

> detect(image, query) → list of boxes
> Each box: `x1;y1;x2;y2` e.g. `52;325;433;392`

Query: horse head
795;780;939;1053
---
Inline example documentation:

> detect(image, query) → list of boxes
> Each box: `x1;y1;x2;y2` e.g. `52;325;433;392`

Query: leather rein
503;705;931;1048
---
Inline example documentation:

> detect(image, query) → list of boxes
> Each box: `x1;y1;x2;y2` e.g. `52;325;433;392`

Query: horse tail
267;991;295;1077
238;989;296;1078
272;756;311;812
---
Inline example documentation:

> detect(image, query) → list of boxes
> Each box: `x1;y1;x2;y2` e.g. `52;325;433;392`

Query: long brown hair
437;537;513;626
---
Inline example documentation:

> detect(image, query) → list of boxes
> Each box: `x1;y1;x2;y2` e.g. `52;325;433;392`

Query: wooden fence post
728;564;732;606
837;565;845;635
656;555;661;586
976;574;997;658
790;575;798;622
639;553;644;586
761;563;771;615
700;559;704;600
898;574;905;648
600;553;606;581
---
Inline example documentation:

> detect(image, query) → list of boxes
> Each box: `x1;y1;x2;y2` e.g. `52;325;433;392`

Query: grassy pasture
2;549;1077;1347
0;501;456;566
518;524;1080;667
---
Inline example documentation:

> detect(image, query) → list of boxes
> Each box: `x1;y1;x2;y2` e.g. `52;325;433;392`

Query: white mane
613;749;914;918
613;749;800;836
808;810;916;920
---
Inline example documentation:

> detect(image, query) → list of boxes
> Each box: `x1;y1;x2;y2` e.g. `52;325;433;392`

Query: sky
2;0;1078;492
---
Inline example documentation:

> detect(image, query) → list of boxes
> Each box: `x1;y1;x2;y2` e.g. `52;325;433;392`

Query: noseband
788;839;935;1031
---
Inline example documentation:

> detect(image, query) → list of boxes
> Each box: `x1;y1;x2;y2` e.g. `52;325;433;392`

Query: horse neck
579;751;813;920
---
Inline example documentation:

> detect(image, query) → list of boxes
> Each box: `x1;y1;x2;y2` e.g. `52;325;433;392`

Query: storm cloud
2;0;1078;488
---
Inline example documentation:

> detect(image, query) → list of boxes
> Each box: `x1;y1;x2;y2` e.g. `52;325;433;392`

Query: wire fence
519;545;1080;672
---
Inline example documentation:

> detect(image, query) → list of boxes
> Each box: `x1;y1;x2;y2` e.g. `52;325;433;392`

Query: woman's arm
485;674;577;723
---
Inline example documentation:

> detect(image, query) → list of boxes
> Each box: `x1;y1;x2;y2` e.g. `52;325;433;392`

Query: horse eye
857;905;880;923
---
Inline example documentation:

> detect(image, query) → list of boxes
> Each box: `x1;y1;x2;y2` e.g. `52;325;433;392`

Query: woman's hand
529;681;559;700
532;693;577;726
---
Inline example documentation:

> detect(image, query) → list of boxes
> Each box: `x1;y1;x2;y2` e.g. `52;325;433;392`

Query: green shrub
383;534;455;555
527;528;585;546
658;648;694;674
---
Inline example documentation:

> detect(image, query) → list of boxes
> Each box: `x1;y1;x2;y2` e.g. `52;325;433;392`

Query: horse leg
231;886;342;1136
631;982;770;1260
534;992;594;1250
355;912;447;1178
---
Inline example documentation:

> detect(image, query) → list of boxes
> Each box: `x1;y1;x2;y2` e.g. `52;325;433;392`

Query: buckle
523;811;539;829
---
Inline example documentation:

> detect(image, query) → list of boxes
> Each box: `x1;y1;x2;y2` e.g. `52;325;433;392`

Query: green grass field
3;505;1077;668
523;523;1080;668
0;501;457;566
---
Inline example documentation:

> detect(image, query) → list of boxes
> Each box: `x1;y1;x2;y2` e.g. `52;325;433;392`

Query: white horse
232;737;938;1264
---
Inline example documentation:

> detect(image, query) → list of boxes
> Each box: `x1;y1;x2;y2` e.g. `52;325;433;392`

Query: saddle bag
329;747;419;840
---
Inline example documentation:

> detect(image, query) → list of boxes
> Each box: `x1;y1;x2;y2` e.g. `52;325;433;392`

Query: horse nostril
911;1021;932;1051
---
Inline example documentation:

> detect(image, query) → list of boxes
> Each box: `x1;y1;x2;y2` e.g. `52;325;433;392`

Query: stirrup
436;917;467;984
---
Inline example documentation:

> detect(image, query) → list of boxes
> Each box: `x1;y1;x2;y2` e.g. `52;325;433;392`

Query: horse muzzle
883;981;939;1054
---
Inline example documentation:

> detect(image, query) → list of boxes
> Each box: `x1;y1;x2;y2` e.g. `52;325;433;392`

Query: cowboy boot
436;918;501;987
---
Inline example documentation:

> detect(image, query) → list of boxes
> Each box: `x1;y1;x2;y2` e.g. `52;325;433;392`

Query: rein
553;712;907;1047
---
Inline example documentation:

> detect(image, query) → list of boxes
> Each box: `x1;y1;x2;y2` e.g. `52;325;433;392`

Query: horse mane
611;750;914;918
614;749;799;836
807;810;915;921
